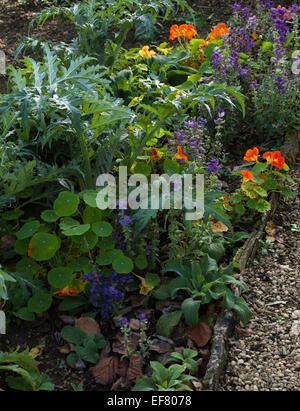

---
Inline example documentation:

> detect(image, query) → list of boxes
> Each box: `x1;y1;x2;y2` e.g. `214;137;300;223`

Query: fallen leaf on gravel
185;321;212;347
266;220;277;237
235;326;252;337
75;317;101;335
126;354;143;381
91;356;119;385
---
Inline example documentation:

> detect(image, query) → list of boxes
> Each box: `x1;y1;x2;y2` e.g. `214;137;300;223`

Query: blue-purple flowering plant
119;314;152;360
206;1;300;141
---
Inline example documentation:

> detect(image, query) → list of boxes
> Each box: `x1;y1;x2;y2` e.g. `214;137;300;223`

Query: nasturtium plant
54;191;80;217
92;221;113;237
27;292;52;314
135;254;148;270
41;210;59;223
30;233;60;261
16;257;40;275
16;220;40;240
112;256;134;274
47;267;73;289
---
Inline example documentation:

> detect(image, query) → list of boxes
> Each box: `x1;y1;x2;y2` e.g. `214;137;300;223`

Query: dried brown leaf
75;317;101;335
126;354;143;381
91;356;119;385
211;220;229;233
185;321;212;347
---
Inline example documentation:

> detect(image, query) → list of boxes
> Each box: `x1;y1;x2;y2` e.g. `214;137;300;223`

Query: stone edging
202;129;300;390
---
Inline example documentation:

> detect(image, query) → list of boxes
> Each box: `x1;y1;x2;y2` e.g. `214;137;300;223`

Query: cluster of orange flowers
242;147;285;182
207;23;229;40
169;24;198;41
173;145;188;162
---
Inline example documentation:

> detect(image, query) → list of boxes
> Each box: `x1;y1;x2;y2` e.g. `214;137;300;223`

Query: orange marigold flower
207;23;229;40
242;170;254;182
150;148;160;160
139;46;156;57
173;145;188;162
244;147;260;162
28;243;32;258
169;24;197;41
53;286;78;297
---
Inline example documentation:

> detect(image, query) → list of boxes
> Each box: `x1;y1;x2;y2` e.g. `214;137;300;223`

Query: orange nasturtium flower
139;46;156;58
252;32;257;39
242;170;254;182
244;147;260;162
53;286;78;297
173;145;188;162
207;23;229;40
150;148;160;160
169;24;198;41
263;151;285;169
28;244;32;258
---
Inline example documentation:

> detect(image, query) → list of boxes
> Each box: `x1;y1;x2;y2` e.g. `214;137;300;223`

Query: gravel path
219;157;300;391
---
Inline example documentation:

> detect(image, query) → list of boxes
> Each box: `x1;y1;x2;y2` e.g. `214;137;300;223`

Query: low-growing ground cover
0;0;299;391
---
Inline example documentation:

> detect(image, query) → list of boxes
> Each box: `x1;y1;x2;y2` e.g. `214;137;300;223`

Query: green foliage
161;256;252;326
0;348;53;391
61;325;106;365
132;360;196;391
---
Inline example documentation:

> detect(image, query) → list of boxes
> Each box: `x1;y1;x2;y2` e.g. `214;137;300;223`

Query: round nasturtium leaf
134;162;152;176
54;191;80;217
112;256;134;274
96;252;113;266
62;224;90;236
67;257;90;272
163;158;180;174
82;206;102;224
16;257;40;275
98;237;115;250
16;220;40;240
80;190;98;208
30;233;60;261
14;238;30;255
59;217;79;231
81;230;98;250
106;249;124;260
48;267;73;289
135;254;148;270
27;292;53;313
41;210;59;223
145;272;160;286
92;221;113;237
